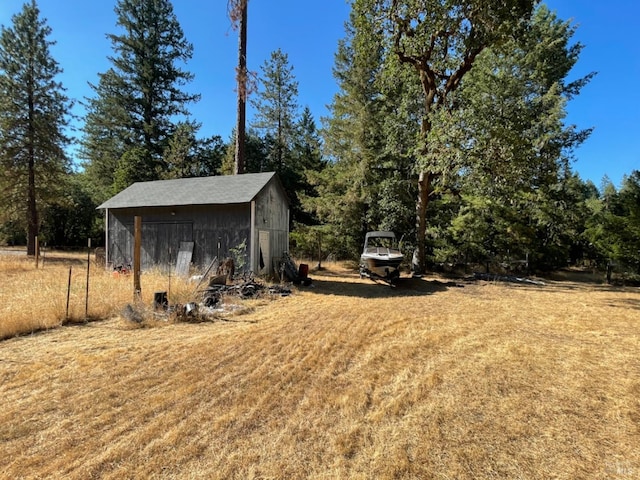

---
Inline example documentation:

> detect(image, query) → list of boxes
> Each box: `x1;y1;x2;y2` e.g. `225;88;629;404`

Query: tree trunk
27;153;38;256
414;171;431;274
26;75;37;257
234;0;248;175
414;76;435;274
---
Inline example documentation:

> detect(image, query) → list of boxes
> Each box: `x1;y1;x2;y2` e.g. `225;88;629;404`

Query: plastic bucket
298;264;309;279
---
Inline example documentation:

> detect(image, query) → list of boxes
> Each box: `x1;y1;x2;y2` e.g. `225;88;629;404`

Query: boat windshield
365;236;398;251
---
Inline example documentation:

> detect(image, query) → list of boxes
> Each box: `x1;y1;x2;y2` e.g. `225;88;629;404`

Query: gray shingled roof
98;172;277;209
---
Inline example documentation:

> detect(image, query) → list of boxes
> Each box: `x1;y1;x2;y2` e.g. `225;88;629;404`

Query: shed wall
107;204;251;271
253;179;289;274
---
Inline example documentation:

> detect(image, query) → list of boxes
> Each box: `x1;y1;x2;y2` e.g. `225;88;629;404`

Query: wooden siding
253;178;289;273
104;176;289;276
107;204;251;271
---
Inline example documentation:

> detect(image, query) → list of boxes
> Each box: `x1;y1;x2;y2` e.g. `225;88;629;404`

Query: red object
298;264;309;279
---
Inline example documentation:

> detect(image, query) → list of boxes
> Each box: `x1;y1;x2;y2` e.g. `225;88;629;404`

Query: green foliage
80;0;199;199
229;238;247;272
0;0;72;253
113;146;152;193
39;173;102;247
585;172;640;272
289;224;344;263
250;49;326;227
314;0;604;273
0;220;26;246
433;6;595;271
162;121;226;179
221;129;271;176
293;107;326;225
310;0;418;259
251;49;299;155
456;6;593;191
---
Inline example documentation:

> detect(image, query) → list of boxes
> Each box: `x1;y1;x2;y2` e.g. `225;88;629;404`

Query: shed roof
98;172;280;209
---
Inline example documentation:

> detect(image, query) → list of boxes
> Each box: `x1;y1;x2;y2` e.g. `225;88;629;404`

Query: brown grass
1;256;639;479
0;251;194;339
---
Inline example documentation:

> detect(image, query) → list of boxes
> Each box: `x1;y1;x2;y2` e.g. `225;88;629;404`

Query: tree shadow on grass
306;274;465;299
605;297;640;311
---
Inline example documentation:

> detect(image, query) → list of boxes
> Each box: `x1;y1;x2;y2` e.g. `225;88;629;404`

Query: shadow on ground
305;273;466;299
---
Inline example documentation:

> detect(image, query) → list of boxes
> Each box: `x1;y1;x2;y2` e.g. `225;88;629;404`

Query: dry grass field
1;251;639;479
0;250;195;339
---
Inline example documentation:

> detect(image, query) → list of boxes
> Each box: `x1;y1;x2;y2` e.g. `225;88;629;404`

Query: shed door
258;230;270;274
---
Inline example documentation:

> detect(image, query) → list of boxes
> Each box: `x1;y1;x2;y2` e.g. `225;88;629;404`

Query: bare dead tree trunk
234;0;248;175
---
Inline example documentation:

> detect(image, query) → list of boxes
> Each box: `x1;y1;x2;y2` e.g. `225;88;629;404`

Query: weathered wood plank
175;241;194;277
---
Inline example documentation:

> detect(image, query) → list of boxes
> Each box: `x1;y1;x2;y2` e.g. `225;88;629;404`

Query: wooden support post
133;216;142;301
85;238;91;320
66;266;72;321
35;236;39;269
168;246;172;305
317;230;322;271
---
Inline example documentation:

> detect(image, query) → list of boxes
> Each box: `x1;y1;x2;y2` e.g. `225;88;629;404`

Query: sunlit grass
0;251;194;339
1;253;639;478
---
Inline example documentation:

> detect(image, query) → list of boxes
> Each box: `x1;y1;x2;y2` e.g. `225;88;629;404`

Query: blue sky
0;0;637;188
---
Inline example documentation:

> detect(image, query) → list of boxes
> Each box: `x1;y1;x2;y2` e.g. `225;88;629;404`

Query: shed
97;172;289;276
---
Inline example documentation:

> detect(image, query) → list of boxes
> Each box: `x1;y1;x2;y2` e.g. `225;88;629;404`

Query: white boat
359;231;403;284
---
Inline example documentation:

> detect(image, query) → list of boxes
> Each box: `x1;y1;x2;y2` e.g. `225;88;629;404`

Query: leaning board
175;241;194;276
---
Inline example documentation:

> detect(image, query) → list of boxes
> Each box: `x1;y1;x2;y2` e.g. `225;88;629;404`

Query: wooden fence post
133;216;142;301
85;238;91;320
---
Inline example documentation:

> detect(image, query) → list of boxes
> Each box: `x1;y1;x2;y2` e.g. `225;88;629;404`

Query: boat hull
360;253;403;280
359;231;404;285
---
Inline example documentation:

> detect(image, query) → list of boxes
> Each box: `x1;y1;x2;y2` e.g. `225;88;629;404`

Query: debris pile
277;253;312;286
201;278;291;307
120;254;299;325
472;272;545;286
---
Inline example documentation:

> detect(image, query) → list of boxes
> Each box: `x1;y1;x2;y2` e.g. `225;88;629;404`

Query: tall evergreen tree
312;0;418;257
289;106;325;226
80;0;199;200
585;172;640;273
312;1;388;256
0;0;71;255
441;5;594;270
251;49;299;169
251;49;311;225
616;172;640;272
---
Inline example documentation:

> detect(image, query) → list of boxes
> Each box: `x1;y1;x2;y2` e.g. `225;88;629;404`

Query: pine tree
0;0;72;255
290;106;325;226
586;172;640;273
251;49;307;224
81;0;199;199
443;6;594;270
313;0;418;257
315;1;385;256
251;49;299;169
